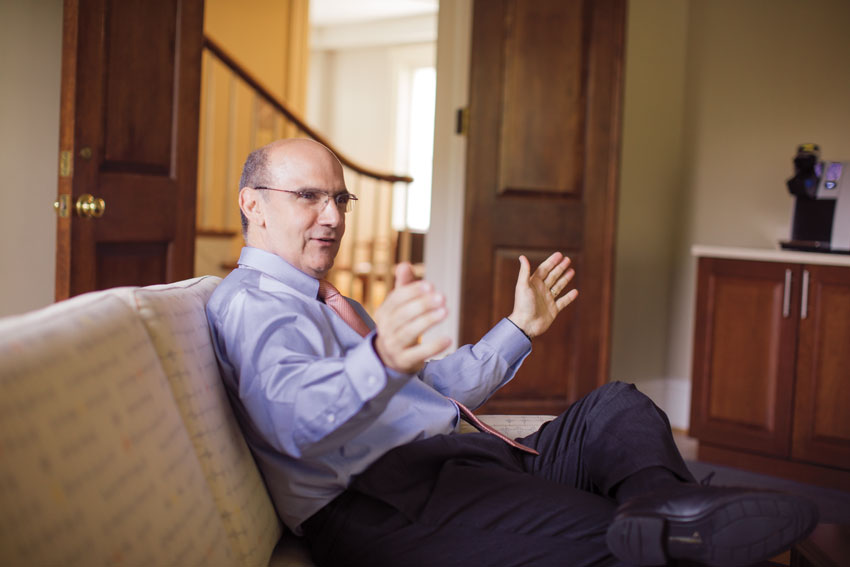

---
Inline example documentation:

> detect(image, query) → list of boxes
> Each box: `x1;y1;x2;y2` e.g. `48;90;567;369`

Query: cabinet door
793;264;850;469
690;258;799;457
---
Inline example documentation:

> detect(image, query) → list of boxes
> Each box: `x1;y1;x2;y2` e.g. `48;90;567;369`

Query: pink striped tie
451;398;540;456
318;279;371;337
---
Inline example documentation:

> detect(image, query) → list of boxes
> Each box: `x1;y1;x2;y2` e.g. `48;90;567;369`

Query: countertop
692;245;850;267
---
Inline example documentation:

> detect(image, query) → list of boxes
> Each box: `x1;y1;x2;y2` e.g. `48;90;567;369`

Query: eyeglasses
254;186;358;213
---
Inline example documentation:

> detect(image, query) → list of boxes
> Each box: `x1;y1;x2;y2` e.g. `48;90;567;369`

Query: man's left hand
508;252;578;340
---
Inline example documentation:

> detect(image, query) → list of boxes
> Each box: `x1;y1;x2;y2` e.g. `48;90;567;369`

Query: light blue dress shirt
206;247;531;532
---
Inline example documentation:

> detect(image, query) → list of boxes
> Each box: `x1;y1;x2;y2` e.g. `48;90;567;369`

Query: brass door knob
75;194;106;218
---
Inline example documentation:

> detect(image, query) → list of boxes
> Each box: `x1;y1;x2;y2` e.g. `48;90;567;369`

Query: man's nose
317;198;342;225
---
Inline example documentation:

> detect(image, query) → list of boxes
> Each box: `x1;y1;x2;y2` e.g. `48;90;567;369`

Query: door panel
489;249;581;412
498;0;585;195
56;0;203;299
793;264;850;468
462;0;625;413
102;0;178;172
96;243;169;289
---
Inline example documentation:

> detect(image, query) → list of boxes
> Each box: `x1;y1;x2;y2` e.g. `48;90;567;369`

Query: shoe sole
606;492;818;566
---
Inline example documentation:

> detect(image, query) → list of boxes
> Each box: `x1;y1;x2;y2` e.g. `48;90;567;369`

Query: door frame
423;0;473;347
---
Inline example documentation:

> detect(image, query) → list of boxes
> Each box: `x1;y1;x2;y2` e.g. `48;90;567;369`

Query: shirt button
326;414;335;423
367;375;378;387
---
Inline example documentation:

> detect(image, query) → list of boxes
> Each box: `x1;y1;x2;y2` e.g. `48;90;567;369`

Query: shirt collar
237;246;320;299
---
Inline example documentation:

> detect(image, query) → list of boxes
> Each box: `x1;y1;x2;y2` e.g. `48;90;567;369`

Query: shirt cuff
481;318;532;368
506;317;533;343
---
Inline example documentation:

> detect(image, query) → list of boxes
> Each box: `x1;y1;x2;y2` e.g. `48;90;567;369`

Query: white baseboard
664;377;691;432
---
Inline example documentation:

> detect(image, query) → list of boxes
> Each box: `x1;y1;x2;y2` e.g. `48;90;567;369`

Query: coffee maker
782;144;850;254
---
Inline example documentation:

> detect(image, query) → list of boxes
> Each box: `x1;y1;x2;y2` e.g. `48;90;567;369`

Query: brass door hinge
59;150;73;178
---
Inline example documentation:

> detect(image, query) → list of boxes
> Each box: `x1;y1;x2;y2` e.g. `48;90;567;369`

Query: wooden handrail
203;35;413;184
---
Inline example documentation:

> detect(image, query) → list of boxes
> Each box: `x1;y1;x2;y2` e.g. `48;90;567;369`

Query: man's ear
239;187;265;228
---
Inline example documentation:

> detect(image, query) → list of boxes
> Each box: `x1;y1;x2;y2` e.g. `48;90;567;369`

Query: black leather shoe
605;485;818;566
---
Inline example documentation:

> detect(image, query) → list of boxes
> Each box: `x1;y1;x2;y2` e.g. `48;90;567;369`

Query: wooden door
793;264;850;469
55;0;204;300
690;258;799;458
461;0;625;414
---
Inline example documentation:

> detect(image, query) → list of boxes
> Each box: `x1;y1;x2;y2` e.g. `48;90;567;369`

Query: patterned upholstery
130;276;284;567
0;290;233;566
458;414;556;439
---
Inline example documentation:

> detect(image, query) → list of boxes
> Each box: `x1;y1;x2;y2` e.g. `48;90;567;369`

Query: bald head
239;138;342;236
237;138;349;279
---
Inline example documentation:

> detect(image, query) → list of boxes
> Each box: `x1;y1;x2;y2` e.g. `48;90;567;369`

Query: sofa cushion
0;290;233;566
129;276;283;567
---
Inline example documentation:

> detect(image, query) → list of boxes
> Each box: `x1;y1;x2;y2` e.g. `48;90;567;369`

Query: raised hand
508;253;578;339
373;262;452;374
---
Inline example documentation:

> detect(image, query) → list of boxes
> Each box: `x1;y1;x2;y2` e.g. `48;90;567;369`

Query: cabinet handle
801;269;810;319
783;269;792;318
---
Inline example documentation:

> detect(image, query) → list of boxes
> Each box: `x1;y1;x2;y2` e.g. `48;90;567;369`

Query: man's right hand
373;263;451;374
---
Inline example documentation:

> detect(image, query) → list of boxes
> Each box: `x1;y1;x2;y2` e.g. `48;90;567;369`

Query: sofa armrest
0;289;233;565
458;414;555;439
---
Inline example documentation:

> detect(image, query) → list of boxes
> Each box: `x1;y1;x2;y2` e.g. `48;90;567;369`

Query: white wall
307;15;437;172
0;0;62;317
665;0;850;427
423;0;471;349
309;46;396;169
610;0;689;426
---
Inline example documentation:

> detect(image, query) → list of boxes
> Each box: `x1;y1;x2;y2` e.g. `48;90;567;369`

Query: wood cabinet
690;255;850;490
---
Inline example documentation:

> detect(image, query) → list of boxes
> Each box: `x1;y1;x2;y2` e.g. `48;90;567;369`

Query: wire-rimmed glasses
254;186;358;213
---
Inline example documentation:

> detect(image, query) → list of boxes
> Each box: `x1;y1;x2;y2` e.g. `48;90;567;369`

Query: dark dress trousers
302;382;695;567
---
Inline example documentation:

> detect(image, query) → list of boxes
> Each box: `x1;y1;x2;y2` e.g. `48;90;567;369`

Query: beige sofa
0;276;552;566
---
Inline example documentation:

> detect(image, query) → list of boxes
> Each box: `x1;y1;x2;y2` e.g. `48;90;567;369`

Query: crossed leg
304;382;693;566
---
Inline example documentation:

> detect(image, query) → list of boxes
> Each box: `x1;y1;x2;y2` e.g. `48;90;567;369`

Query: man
207;138;817;566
